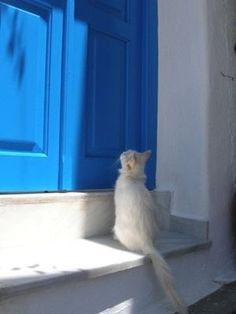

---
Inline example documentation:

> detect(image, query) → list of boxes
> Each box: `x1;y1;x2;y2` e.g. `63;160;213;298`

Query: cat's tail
144;245;188;314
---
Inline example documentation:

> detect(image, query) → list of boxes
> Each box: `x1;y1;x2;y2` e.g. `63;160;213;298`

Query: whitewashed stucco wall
157;0;236;220
157;0;209;220
157;0;236;272
206;0;236;271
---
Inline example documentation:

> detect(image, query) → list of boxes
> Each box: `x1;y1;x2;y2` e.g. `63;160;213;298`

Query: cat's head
119;150;151;177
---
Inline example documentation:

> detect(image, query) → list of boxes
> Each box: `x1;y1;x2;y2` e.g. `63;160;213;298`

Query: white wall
157;0;210;220
157;0;236;274
206;0;236;271
158;0;236;223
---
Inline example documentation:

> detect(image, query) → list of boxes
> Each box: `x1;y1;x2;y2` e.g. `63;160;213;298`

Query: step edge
0;238;211;302
0;256;148;302
0;191;114;205
163;240;212;258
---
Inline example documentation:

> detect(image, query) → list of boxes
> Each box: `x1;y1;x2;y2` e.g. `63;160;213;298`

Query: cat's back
115;174;144;197
115;174;152;210
114;173;158;244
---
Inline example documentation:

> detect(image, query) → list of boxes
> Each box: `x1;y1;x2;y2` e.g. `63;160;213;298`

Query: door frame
140;0;158;189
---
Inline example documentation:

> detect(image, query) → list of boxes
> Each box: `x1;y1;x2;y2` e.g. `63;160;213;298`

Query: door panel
62;0;145;189
61;0;156;190
86;28;126;157
0;0;64;192
89;0;127;21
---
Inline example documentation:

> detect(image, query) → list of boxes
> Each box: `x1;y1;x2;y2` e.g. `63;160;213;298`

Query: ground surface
188;282;236;314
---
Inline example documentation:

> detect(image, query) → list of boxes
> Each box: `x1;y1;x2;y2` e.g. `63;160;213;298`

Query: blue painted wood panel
86;29;126;157
0;0;157;192
61;0;157;190
0;0;64;192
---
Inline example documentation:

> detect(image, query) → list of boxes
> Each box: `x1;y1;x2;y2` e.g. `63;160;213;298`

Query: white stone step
0;191;115;248
0;231;211;314
0;191;213;313
0;190;173;248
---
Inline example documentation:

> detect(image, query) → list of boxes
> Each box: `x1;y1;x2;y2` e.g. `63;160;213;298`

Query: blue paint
61;0;158;190
140;0;158;189
0;0;157;192
0;0;64;192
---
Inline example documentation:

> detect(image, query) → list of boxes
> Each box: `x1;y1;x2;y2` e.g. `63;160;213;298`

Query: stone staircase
0;191;213;314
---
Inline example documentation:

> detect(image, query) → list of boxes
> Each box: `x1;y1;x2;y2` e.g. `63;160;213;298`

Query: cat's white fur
113;150;188;314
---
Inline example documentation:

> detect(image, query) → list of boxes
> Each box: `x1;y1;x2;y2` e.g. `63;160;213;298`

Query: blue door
0;0;65;192
0;0;157;192
61;0;157;190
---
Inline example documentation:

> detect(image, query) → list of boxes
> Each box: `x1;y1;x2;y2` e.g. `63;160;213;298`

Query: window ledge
0;231;211;301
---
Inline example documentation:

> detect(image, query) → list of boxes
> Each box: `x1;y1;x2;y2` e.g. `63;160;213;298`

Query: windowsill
0;231;211;301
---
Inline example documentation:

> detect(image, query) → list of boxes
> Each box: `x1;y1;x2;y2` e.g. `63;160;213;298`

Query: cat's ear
143;150;151;161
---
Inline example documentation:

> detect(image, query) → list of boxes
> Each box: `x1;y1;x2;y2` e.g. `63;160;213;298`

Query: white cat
113;150;188;314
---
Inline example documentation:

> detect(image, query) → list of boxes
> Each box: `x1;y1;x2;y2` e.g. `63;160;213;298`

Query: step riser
0;192;114;248
0;265;164;314
0;191;171;248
